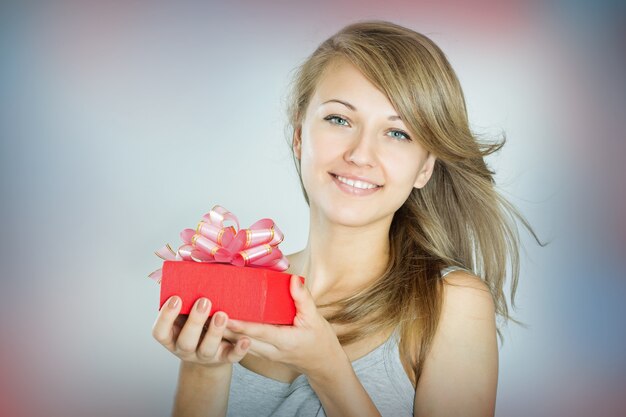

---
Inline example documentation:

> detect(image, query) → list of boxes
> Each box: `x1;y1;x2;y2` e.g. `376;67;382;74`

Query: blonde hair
284;20;545;387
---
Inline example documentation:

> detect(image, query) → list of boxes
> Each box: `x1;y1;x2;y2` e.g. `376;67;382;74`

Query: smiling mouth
330;173;382;189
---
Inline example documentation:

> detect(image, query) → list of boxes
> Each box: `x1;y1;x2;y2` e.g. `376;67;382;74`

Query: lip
329;172;383;196
329;172;383;187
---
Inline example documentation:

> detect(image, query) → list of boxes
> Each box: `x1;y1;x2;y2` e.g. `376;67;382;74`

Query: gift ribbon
148;205;289;283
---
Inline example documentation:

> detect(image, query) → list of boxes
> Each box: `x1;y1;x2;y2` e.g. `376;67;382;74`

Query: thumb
290;275;316;317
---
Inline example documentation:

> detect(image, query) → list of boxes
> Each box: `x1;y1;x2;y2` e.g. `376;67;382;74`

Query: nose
344;130;377;167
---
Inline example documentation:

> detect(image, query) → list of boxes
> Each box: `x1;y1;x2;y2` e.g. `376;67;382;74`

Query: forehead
309;58;396;112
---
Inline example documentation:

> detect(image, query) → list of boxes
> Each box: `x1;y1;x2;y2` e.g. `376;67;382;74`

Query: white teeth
335;175;379;189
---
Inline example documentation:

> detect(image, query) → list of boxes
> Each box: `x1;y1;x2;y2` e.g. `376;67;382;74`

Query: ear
293;126;302;160
413;152;437;189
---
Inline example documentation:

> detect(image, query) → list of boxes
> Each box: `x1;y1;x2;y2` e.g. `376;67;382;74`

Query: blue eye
324;115;349;126
388;129;411;141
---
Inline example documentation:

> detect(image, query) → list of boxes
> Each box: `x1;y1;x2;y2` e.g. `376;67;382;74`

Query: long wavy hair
284;20;545;387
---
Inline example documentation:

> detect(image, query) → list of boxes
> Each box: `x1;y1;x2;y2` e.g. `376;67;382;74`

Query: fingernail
214;312;225;326
240;339;249;350
168;296;180;309
196;298;208;313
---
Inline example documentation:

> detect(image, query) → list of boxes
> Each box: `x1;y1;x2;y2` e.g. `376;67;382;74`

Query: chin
318;202;389;228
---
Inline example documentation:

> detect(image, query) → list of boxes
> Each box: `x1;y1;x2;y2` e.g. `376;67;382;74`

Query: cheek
299;139;329;188
301;127;342;167
383;149;424;185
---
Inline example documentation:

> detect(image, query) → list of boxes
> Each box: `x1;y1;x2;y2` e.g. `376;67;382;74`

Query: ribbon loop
149;205;289;283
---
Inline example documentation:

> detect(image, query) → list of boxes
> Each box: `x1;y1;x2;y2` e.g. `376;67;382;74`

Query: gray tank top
226;265;467;417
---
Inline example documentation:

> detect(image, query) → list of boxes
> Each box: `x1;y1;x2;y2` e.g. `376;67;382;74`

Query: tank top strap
440;265;472;278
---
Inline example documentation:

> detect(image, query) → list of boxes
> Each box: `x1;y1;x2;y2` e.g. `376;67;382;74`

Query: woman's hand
223;275;347;379
152;296;251;369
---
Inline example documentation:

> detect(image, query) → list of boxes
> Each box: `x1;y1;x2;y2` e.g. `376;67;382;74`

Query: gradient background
1;1;624;416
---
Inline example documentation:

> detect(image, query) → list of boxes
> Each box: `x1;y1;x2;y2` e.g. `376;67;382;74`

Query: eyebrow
321;99;402;121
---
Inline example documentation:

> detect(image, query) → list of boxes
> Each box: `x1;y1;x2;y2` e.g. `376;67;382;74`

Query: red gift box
150;205;304;325
159;260;304;324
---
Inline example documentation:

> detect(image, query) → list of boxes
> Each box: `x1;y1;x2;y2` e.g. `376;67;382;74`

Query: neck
293;206;392;303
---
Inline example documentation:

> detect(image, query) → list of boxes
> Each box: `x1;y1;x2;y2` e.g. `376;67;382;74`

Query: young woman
152;20;542;417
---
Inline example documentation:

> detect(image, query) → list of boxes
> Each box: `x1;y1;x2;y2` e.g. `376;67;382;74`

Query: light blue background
1;1;624;416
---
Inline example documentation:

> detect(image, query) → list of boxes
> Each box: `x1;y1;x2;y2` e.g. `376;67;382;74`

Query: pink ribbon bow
148;205;289;283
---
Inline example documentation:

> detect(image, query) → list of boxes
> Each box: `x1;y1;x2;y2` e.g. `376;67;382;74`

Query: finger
224;337;251;363
222;327;278;359
234;337;279;361
197;311;228;359
176;298;211;353
225;319;282;344
152;295;182;351
222;327;241;344
290;275;316;326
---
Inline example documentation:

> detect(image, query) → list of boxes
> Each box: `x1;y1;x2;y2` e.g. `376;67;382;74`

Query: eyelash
323;115;412;141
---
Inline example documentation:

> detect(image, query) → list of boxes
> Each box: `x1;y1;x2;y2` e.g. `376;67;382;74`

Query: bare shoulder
436;270;497;353
441;270;496;316
414;270;498;416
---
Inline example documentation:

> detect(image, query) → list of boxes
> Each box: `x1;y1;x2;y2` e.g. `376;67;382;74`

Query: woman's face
294;58;436;228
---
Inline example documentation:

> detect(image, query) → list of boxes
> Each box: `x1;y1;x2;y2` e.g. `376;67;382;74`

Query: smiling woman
294;57;437;229
152;19;544;417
